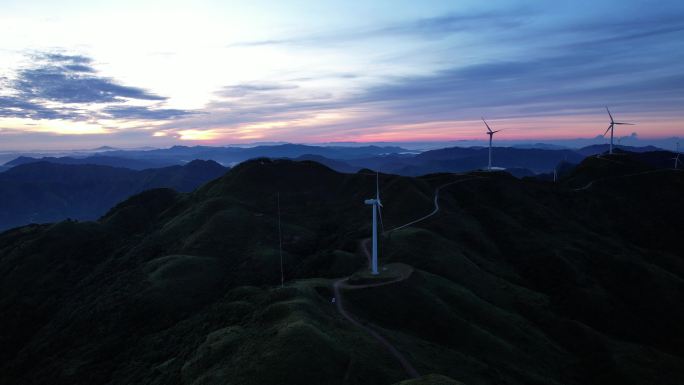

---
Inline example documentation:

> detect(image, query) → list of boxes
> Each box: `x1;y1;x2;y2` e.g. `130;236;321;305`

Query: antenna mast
277;192;284;288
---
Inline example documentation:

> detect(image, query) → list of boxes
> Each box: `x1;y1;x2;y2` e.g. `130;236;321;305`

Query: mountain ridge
1;152;682;384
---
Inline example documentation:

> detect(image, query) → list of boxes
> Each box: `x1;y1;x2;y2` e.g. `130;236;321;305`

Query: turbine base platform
347;263;414;286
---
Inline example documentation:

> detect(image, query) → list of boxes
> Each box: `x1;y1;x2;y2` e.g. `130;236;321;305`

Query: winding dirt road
333;274;419;378
385;176;482;234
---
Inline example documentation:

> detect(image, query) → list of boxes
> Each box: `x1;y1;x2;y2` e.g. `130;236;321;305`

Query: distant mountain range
295;144;670;176
2;143;669;177
0;160;227;231
99;144;411;166
1;151;682;384
574;144;663;156
5;155;173;170
1;143;678;232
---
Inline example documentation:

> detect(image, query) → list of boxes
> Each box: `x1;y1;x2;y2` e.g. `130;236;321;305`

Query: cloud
12;54;165;104
229;8;531;47
217;82;299;97
4;5;684;147
375;10;529;37
62;64;96;73
350;10;684;120
0;52;191;124
39;53;92;64
180;7;684;141
102;105;196;120
0;95;72;120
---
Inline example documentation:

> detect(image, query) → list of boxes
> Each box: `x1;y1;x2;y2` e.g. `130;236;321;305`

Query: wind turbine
482;118;502;171
674;142;681;170
364;172;383;275
603;107;634;154
673;153;681;170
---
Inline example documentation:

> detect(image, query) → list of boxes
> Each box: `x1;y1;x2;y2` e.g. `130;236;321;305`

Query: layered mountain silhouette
5;155;174;170
0;151;682;384
95;144;409;166
0;160;227;231
5;143;665;178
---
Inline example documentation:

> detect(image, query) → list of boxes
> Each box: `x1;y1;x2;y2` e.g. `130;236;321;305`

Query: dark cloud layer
39;53;92;64
13;53;165;104
0;96;72;120
0;52;191;122
352;11;684;122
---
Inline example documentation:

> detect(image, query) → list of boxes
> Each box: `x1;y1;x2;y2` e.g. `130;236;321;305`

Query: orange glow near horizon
1;113;681;148
249;115;683;144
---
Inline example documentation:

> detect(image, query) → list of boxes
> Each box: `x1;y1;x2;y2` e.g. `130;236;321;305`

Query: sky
0;0;683;150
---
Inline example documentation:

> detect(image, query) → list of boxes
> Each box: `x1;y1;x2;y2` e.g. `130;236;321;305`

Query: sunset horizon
2;0;683;150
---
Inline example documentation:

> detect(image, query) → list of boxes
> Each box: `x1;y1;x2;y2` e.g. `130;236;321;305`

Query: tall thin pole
371;203;378;275
488;135;493;171
609;126;614;154
277;192;284;288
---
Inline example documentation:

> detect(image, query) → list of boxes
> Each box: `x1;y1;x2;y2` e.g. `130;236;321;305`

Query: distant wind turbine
482;118;502;171
673;153;681;170
673;142;681;170
603;107;634;154
364;172;383;275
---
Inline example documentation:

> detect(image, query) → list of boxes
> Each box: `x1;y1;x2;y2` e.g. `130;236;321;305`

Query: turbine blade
482;117;492;132
378;204;385;234
615;122;635;125
603;125;612;136
606;106;614;123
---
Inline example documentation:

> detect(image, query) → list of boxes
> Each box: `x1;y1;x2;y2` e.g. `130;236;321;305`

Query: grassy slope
0;155;683;384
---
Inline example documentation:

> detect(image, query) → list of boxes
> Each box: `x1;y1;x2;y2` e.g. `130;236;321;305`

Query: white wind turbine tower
482;118;502;171
603;107;635;154
364;172;383;275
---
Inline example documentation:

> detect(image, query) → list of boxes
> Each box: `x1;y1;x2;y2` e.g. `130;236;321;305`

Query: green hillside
1;154;683;385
